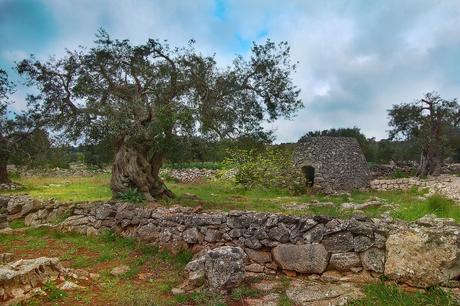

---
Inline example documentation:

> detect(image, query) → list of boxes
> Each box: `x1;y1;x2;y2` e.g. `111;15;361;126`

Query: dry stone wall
2;195;460;289
370;178;427;191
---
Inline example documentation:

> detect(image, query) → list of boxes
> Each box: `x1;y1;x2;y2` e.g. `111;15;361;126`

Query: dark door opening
301;166;315;187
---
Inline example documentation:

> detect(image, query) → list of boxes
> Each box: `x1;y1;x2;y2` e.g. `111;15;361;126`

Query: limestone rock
360;247;385;273
182;227;201;244
245;293;280;306
185;257;206;287
0;257;64;303
322;231;354;252
329;252;361;271
204;246;246;291
272;244;328;274
245;248;272;264
110;265;130;276
58;281;85;290
385;221;460;288
286;280;364;306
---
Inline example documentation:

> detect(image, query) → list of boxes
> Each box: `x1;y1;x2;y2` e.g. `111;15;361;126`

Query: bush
223;148;305;193
119;188;145;203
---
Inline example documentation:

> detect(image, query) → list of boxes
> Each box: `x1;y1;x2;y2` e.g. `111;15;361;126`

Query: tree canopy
388;92;460;176
17;30;302;199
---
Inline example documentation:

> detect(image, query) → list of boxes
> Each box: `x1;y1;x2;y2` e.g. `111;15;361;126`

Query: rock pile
0;257;64;303
0;256;96;304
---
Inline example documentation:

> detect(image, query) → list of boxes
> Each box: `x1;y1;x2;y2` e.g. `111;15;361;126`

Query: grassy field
2;175;460;305
2;173;460;222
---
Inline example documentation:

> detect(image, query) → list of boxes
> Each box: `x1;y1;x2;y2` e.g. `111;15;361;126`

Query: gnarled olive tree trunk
110;142;173;201
0;146;10;184
417;147;442;177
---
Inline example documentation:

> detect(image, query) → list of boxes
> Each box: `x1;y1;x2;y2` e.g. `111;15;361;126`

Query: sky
1;0;460;142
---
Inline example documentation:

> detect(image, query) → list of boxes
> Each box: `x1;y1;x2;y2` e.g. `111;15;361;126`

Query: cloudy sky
1;0;460;142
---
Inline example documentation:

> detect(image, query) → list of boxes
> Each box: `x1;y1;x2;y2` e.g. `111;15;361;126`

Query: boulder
322;231;354;252
360;247;385;273
245;248;272;264
385;219;460;288
182;227;201;244
185;246;246;291
329;252;361;271
204;246;246;290
272;244;329;274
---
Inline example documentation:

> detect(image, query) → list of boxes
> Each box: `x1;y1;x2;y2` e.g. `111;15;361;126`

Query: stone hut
293;136;370;193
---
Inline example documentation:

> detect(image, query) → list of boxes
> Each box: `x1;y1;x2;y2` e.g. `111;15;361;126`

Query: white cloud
4;0;460;143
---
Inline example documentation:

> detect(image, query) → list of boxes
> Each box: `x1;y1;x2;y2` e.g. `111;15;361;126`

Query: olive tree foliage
17;30;302;199
0;69;43;183
388;92;460;176
0;69;17;183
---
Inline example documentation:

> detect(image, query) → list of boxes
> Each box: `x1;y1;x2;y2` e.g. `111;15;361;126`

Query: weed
43;281;67;301
231;286;261;300
119;187;145;203
9;219;26;229
277;293;293;306
350;282;459;306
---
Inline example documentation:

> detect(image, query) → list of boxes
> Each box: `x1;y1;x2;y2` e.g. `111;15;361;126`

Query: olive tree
18;30;302;199
388;92;460;176
0;69;16;183
0;69;48;183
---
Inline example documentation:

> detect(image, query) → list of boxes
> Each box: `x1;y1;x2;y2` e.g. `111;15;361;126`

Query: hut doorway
301;166;315;187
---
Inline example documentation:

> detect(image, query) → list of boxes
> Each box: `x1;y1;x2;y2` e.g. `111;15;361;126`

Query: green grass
0;226;190;305
350;282;459;306
2;173;112;202
43;281;68;301
230;286;261;300
393;193;460;221
2;173;459;222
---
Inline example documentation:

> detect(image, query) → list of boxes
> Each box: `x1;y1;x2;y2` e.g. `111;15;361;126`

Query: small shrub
43;281;67;301
223;148;305;194
391;169;415;179
8;170;21;180
427;194;453;212
119;188;145;203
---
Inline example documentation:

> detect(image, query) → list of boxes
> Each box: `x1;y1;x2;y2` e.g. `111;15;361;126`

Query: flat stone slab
286;280;363;306
272;244;329;274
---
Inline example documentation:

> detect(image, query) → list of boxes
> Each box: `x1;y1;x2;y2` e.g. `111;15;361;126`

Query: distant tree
0;69;43;182
17;30;302;200
388;92;460;176
0;69;14;182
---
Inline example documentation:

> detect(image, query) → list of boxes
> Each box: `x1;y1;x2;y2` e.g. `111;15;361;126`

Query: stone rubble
0;257;64;303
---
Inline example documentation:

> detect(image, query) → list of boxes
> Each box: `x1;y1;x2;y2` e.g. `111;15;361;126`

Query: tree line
1;30;459;198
